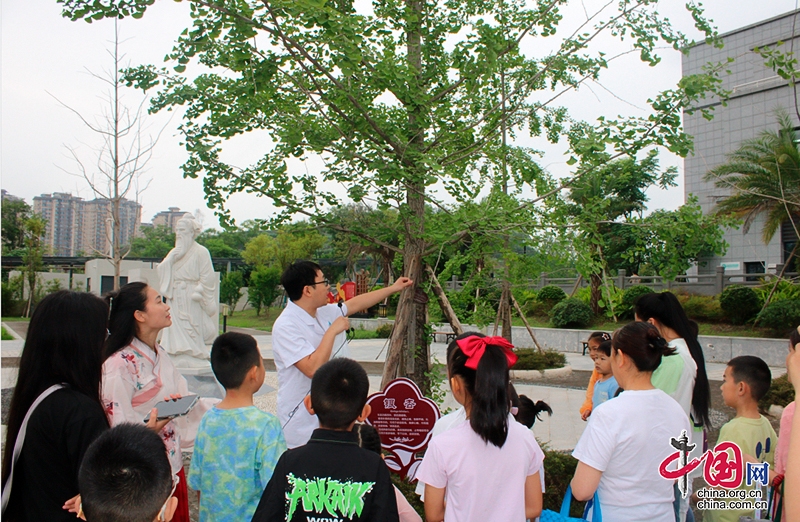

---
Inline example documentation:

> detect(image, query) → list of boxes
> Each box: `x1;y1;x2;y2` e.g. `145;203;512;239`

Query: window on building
745;261;765;282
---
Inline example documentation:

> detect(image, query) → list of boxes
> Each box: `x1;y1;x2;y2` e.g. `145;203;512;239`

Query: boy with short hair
188;332;286;522
707;355;778;522
252;358;399;521
78;423;177;522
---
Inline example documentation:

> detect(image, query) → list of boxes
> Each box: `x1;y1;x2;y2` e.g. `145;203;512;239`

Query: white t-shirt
572;388;691;522
416;417;545;522
413;407;467;497
272;300;348;448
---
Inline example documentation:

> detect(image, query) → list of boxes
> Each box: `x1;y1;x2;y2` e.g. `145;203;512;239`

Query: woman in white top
571;322;691;522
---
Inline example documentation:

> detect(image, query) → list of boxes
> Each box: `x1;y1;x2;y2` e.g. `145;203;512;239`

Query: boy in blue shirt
592;340;620;408
188;332;286;522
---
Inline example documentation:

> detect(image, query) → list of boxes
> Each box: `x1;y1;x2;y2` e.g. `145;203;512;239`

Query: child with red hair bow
416;333;544;522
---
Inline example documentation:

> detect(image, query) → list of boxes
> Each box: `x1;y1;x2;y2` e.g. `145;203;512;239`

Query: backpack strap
1;384;66;514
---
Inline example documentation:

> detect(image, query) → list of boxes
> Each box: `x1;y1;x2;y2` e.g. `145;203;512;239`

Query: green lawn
1;326;14;340
223;308;389;339
223;307;284;331
1;317;29;322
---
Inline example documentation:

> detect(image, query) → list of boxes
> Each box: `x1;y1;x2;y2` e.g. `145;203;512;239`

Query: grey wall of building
683;10;800;275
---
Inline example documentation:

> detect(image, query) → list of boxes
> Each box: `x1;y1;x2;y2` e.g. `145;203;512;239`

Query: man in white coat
273;260;412;448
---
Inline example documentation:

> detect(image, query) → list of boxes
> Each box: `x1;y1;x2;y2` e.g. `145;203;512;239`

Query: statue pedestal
169;355;275;399
170;353;212;374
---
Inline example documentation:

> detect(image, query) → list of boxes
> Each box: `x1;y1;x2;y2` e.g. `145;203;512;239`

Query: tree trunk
754;241;799;326
412;285;429;393
474;258;483;314
112;19;122;291
501;280;512;342
590;273;602;315
380;0;430;391
381;254;424;389
511;295;544;352
425;264;463;336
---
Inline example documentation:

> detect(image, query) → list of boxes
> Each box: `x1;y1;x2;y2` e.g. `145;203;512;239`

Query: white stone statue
157;214;219;367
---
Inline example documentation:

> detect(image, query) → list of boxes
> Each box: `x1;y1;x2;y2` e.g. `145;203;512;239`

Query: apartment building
32;193;141;256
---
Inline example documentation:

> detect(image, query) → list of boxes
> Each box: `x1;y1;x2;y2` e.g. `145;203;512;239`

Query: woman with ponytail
636;292;710;522
635;292;711;428
571;322;691;522
416;333;544;522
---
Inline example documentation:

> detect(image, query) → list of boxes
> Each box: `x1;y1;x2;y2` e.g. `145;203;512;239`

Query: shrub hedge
759;373;795;410
514;349;566;371
538;285;567;304
375;323;393;338
550;298;593;328
756;300;800;336
620;285;653;319
720;285;761;325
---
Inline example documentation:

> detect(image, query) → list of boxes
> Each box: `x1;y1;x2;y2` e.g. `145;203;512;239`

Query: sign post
366;378;440;479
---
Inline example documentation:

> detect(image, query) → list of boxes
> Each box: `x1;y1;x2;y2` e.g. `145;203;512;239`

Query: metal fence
444;266;799;296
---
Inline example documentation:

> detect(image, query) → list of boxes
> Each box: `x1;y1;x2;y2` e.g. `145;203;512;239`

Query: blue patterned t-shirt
188;406;286;522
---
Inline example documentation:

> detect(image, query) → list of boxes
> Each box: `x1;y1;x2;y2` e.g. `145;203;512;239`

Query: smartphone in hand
143;395;199;423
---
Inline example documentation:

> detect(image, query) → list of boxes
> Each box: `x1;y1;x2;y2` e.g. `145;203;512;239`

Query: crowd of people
1;260;799;522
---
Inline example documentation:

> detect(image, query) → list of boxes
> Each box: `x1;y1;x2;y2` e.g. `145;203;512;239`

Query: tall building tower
33;193;84;256
81;198;143;256
151;207;188;232
682;10;800;277
32;193;142;257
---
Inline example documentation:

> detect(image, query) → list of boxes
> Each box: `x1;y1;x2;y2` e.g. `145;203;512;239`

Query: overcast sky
2;0;798;230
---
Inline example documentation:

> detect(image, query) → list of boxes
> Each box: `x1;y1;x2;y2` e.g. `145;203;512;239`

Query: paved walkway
0;328;788;453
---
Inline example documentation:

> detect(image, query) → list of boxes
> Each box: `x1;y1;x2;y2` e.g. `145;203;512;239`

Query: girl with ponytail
571;322;691;522
415;333;544;522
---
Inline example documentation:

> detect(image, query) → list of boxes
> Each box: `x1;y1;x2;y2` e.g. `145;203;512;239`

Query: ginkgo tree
58;0;729;388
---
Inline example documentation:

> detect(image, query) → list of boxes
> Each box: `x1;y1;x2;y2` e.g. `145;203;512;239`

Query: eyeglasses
309;279;329;287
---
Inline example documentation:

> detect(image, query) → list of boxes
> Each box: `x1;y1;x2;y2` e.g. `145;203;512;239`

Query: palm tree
704;108;800;309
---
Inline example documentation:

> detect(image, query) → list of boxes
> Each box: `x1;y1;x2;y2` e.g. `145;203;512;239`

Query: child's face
720;366;740;407
594;352;612;376
588;339;602;361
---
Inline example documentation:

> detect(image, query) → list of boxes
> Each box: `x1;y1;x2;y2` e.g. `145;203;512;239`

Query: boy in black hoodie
252;358;398;522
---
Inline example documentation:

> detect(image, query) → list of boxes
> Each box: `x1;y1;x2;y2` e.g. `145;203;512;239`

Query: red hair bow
456;335;518;370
